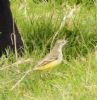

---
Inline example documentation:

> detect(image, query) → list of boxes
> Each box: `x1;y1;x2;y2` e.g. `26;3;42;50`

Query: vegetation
0;0;97;99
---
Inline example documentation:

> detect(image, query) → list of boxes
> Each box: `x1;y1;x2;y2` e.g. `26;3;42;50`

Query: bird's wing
36;56;58;67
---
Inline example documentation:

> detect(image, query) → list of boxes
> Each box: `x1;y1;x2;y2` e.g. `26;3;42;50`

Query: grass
0;0;97;99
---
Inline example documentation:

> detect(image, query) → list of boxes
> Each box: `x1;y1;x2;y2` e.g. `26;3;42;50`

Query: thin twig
24;0;27;16
11;68;32;91
84;84;97;89
50;5;80;49
12;16;18;61
0;58;33;71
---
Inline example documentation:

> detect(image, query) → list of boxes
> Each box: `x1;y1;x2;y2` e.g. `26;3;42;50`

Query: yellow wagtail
33;39;67;71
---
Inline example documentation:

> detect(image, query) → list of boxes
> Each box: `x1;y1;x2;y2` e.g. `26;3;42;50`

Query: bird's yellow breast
34;60;61;71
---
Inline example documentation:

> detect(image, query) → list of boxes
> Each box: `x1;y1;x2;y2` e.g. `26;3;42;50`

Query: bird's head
51;39;68;52
55;39;67;47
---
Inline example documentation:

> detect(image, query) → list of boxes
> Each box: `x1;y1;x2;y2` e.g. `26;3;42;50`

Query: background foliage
0;0;97;99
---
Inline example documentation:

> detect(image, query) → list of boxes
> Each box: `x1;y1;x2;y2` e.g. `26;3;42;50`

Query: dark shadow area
0;0;24;57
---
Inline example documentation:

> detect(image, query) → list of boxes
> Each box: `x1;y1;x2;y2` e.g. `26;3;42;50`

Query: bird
33;39;67;71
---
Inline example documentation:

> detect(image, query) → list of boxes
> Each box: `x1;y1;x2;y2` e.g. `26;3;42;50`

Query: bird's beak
63;40;68;45
62;36;68;44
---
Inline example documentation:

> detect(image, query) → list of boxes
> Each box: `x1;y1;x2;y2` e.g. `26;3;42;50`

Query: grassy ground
0;0;97;100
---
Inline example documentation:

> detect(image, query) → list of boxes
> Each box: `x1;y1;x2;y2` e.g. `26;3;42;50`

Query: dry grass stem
11;68;32;91
0;58;33;71
51;5;80;49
